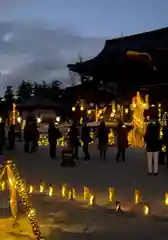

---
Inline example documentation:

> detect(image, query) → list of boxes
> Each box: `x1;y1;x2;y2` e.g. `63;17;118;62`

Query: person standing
97;120;108;159
15;122;22;141
81;121;91;160
116;121;128;162
144;120;161;175
8;125;15;150
48;122;61;159
69;121;80;160
24;121;32;153
31;121;39;153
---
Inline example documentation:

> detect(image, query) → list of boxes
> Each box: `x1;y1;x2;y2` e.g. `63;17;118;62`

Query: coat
116;125;128;149
144;122;161;152
97;125;108;151
81;125;91;144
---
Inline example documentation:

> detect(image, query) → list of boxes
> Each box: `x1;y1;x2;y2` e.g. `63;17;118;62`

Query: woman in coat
144;120;161;175
97;120;108;159
116;121;128;162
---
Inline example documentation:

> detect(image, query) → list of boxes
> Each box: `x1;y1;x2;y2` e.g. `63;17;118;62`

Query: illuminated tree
128;92;149;147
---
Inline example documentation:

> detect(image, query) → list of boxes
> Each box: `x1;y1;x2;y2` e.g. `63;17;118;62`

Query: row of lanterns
1;181;166;217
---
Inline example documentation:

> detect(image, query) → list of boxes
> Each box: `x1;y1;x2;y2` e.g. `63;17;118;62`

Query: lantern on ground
88;194;95;206
68;188;76;200
108;187;115;202
134;189;141;204
116;201;121;211
164;192;168;205
29;185;33;194
61;184;67;197
40;183;44;193
84;187;89;200
143;203;150;216
48;186;53;197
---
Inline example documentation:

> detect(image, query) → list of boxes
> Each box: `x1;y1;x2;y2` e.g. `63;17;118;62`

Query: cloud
0;21;106;95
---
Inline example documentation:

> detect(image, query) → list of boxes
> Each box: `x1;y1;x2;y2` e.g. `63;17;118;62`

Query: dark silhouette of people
31;121;39;153
0;122;5;154
24;121;32;153
97;120;108;159
24;119;39;153
116;121;128;162
15;122;22;141
48;122;61;158
81;121;91;160
8;125;15;150
69;121;80;160
144;120;161;175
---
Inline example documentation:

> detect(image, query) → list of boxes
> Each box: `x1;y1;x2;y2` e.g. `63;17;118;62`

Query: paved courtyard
1;143;168;239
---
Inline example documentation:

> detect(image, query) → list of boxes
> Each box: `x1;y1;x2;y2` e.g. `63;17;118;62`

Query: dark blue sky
0;0;167;37
0;0;167;93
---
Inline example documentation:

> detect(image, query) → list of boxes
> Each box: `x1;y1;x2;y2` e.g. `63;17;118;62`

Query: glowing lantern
37;117;41;123
108;187;115;202
49;186;53;197
40;184;44;193
165;192;168;205
87;110;91;115
0;117;2;123
125;108;128;114
72;106;75;112
68;188;76;200
56;116;60;122
0;181;5;190
80;105;84;111
61;184;67;197
88;194;95;206
17;116;21;123
143;204;149;216
134;189;141;204
162;145;166;152
29;185;33;194
84;187;89;200
116;201;121;211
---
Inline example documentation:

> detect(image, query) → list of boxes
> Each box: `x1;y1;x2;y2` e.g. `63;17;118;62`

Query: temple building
16;96;65;122
67;27;168;94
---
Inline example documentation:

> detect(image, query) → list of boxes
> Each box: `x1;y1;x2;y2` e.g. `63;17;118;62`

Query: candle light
84;187;89;200
88;194;95;206
108;187;115;202
165;192;168;205
134;189;141;204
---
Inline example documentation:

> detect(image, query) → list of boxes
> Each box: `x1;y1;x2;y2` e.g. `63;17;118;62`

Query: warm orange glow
134;189;141;204
165;192;168;205
84;187;89;200
88;194;95;206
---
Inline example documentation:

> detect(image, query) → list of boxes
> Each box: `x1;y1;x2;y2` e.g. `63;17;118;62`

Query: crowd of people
0;117;168;176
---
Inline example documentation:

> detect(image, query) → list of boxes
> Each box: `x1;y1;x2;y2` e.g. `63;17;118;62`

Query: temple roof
16;96;64;108
67;27;168;83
